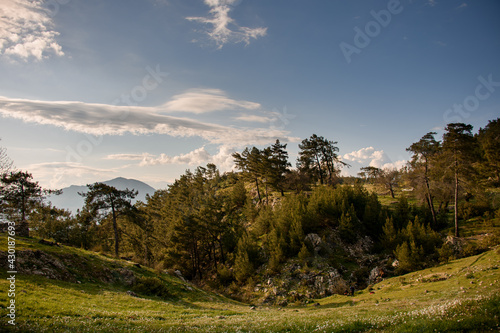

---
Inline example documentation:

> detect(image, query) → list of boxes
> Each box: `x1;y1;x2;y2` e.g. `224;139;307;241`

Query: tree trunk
19;184;29;237
425;193;438;228
254;178;261;202
265;182;269;205
388;184;395;198
315;154;324;185
111;201;119;258
218;238;225;264
454;156;460;238
424;174;438;228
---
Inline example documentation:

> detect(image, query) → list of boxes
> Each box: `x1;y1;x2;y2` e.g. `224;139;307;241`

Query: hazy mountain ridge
47;177;156;213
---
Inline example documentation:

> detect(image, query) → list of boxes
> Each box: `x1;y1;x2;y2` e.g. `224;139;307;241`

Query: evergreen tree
442;123;477;237
477;118;500;187
407;132;440;228
79;183;137;257
0;171;55;237
234;233;257;283
233;147;264;202
297;134;347;185
268;139;291;196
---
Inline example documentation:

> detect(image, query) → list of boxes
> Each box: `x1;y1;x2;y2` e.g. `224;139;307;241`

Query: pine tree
442;123;477;237
79;183;137;257
297;134;347;185
0;171;55;237
234;234;255;283
407;132;440;227
477;118;500;186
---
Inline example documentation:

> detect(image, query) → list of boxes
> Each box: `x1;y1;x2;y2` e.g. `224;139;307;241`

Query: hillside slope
0;234;499;332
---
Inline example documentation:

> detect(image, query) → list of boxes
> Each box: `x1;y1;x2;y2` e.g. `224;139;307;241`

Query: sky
0;0;499;190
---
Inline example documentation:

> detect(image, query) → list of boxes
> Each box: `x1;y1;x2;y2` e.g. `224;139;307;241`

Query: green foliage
79;183;137;257
477;118;500;186
338;205;359;244
393;195;410;230
297;134;347;185
390;216;443;273
7;122;499;304
298;243;311;264
0;171;55;236
230;178;247;208
131;276;171;298
233;233;258;283
217;265;234;286
267;229;285;273
458;200;491;220
381;217;398;250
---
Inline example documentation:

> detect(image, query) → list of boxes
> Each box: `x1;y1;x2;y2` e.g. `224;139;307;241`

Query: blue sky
0;0;499;189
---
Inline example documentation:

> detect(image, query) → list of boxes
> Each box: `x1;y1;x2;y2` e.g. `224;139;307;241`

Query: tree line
0;119;498;293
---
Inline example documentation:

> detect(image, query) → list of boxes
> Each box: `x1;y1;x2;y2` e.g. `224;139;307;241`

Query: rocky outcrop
0;249;137;285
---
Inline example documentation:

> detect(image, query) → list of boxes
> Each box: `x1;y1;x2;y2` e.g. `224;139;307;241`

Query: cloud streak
187;0;267;48
0;95;297;147
0;0;64;61
27;162;117;189
164;89;260;113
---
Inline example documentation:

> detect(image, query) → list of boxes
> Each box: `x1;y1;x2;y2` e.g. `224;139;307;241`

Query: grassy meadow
1;234;499;332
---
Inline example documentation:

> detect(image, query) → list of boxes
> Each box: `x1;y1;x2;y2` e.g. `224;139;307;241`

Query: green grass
1;234;499;332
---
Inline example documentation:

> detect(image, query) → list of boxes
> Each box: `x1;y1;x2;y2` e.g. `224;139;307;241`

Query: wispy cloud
426;0;437;7
434;41;447;47
0;0;64;61
0;95;298;147
456;3;467;10
27;162;117;189
164;89;260;113
187;0;267;48
234;114;272;123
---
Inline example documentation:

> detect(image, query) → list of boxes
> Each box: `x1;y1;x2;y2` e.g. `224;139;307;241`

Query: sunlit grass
1;233;499;332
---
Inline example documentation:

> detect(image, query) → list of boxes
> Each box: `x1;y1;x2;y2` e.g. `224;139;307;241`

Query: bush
458;201;491;220
217;265;234;286
438;242;457;263
132;277;171;298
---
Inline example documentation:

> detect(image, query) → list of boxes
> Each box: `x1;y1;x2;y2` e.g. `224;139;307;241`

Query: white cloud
342;147;407;174
0;0;64;61
456;3;467;10
0;95;298;147
140;147;212;166
108;145;237;172
164;89;260;114
187;0;267;48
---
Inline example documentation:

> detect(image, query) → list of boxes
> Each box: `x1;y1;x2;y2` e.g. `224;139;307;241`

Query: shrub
132;277;170;298
458;201;491;220
217;265;234;286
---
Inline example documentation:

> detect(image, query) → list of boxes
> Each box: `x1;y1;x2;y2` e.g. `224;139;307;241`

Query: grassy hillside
1;234;499;332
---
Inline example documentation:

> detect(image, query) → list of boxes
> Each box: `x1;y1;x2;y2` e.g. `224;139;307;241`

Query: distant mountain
47;177;156;214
